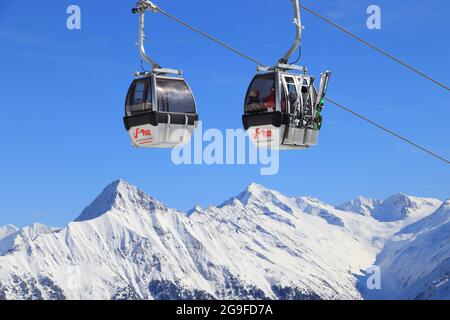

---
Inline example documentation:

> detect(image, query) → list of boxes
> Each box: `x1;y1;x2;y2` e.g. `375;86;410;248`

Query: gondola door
280;74;300;118
280;74;309;149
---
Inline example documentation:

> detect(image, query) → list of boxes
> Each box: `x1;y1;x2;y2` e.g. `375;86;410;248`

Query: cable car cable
152;4;267;67
137;1;449;164
325;97;449;165
299;4;450;92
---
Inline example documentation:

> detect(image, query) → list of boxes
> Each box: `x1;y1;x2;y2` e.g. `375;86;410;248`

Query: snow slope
0;180;445;300
0;224;59;255
0;225;17;241
362;200;450;300
337;196;381;217
0;225;18;255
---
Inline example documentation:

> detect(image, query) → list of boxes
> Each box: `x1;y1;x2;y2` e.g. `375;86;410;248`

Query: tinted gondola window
134;82;146;104
126;80;152;115
156;79;196;114
245;73;276;114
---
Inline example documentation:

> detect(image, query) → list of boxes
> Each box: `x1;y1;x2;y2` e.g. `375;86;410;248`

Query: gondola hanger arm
132;0;183;75
279;0;303;65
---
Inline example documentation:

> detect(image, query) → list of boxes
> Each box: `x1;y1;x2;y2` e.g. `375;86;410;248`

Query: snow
0;223;58;255
0;225;19;255
0;225;18;241
186;205;205;217
338;193;441;222
363;200;450;300
337;196;381;217
0;180;446;300
371;193;441;222
75;179;167;222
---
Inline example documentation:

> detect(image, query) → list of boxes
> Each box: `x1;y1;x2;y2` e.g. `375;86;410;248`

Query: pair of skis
296;71;332;129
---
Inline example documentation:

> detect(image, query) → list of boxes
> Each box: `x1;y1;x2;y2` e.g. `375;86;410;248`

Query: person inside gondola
264;85;276;111
246;89;262;112
248;89;260;104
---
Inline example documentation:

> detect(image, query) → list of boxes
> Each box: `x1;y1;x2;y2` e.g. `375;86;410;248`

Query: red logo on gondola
252;128;272;140
133;128;152;139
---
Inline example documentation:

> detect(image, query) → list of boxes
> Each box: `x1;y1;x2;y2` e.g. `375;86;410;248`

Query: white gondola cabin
124;1;199;148
124;72;198;148
243;69;330;150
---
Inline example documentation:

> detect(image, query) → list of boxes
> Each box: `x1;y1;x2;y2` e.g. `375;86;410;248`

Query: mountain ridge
0;180;446;300
75;179;167;222
337;193;441;222
362;199;450;300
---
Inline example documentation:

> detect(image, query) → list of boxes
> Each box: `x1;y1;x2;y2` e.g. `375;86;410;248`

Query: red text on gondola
133;128;152;139
252;128;272;140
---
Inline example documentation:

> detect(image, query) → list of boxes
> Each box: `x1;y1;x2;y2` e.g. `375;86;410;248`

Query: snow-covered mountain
0;225;18;241
338;193;441;222
0;225;18;255
337;196;381;217
0;180;446;300
0;223;59;256
362;200;450;300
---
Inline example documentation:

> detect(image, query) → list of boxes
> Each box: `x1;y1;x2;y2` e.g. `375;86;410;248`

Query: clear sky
0;0;448;228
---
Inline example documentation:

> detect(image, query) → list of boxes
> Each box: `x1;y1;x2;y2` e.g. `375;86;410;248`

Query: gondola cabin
242;70;330;150
124;72;198;148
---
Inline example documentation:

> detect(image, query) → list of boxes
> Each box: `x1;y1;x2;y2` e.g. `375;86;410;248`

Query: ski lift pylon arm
280;0;303;64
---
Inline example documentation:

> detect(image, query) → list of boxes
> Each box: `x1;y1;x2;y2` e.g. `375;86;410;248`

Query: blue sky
0;0;448;227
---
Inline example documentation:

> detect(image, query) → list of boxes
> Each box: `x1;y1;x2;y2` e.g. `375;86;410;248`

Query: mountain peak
337;193;442;221
186;205;204;216
217;183;282;209
384;192;408;202
234;183;275;205
18;223;58;239
246;182;266;192
75;179;166;222
107;179;132;194
337;196;380;217
372;193;441;222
